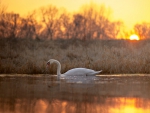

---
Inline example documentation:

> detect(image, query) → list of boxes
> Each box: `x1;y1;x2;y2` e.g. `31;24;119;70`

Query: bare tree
19;11;41;39
0;1;7;38
0;12;20;38
134;22;150;39
72;14;87;39
0;2;124;40
104;21;124;39
80;4;97;39
0;0;7;16
59;12;72;39
40;5;60;40
79;3;113;39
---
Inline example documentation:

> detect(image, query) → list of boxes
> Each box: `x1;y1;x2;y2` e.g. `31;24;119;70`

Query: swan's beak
46;62;50;68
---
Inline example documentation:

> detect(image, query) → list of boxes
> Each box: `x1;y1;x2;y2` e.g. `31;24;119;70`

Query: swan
46;59;102;78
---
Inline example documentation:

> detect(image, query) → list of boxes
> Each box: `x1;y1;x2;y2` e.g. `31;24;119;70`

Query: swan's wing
64;68;86;76
64;68;102;76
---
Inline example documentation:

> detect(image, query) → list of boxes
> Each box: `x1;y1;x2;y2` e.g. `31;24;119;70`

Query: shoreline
0;38;150;74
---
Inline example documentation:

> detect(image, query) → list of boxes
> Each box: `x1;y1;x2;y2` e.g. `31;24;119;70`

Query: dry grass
0;38;150;74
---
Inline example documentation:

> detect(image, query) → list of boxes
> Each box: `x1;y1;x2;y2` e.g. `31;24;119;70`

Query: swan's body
64;68;101;76
47;59;102;78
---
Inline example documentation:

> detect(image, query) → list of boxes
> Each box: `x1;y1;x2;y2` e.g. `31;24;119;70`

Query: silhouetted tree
59;11;72;39
104;21;124;39
0;1;6;16
40;5;60;40
0;13;20;38
80;4;98;39
72;14;87;39
134;22;150;39
0;2;124;40
19;11;41;39
80;3;112;39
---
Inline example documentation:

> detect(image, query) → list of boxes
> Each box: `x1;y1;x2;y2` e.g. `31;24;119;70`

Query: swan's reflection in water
60;74;100;83
0;75;150;113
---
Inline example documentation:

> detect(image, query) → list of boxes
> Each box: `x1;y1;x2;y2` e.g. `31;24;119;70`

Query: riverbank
0;38;150;74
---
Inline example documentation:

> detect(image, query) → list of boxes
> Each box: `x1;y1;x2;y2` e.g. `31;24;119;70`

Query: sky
1;0;150;30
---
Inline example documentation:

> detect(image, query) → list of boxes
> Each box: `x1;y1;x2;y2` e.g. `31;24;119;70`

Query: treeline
0;2;150;40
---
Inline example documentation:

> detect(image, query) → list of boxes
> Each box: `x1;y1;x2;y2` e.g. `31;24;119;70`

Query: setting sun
129;34;140;40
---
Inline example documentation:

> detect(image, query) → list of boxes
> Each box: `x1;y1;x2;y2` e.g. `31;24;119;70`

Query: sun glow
129;34;140;40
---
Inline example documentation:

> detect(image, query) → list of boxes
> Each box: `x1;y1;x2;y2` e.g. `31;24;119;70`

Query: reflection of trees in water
0;97;150;113
0;76;150;113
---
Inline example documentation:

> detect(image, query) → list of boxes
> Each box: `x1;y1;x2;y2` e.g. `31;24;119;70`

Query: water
0;74;150;113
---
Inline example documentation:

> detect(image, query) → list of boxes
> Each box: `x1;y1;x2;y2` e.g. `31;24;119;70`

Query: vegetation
0;38;150;74
0;2;150;40
0;3;123;40
0;2;150;74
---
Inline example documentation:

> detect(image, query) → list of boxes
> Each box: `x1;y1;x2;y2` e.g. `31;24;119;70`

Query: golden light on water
129;34;140;40
110;98;150;113
15;97;149;113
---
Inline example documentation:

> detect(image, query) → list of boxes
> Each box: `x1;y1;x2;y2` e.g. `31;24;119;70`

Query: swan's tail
94;70;102;75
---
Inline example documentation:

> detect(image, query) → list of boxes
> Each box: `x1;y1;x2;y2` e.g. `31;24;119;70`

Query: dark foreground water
0;74;150;113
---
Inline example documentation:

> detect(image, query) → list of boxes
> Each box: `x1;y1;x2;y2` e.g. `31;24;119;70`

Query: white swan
46;59;102;78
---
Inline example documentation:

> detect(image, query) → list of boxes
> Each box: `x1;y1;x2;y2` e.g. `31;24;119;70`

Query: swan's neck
54;60;61;76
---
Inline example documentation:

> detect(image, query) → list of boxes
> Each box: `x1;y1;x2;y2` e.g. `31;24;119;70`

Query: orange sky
1;0;150;30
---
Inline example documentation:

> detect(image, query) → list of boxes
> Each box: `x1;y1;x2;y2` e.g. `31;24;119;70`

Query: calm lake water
0;74;150;113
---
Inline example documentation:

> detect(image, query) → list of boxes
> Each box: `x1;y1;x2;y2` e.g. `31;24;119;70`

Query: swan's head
46;59;56;66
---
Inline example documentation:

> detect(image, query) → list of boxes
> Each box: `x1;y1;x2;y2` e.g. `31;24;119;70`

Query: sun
129;34;140;40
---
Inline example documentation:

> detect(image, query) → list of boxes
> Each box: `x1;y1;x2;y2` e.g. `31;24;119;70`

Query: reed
0;38;150;74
